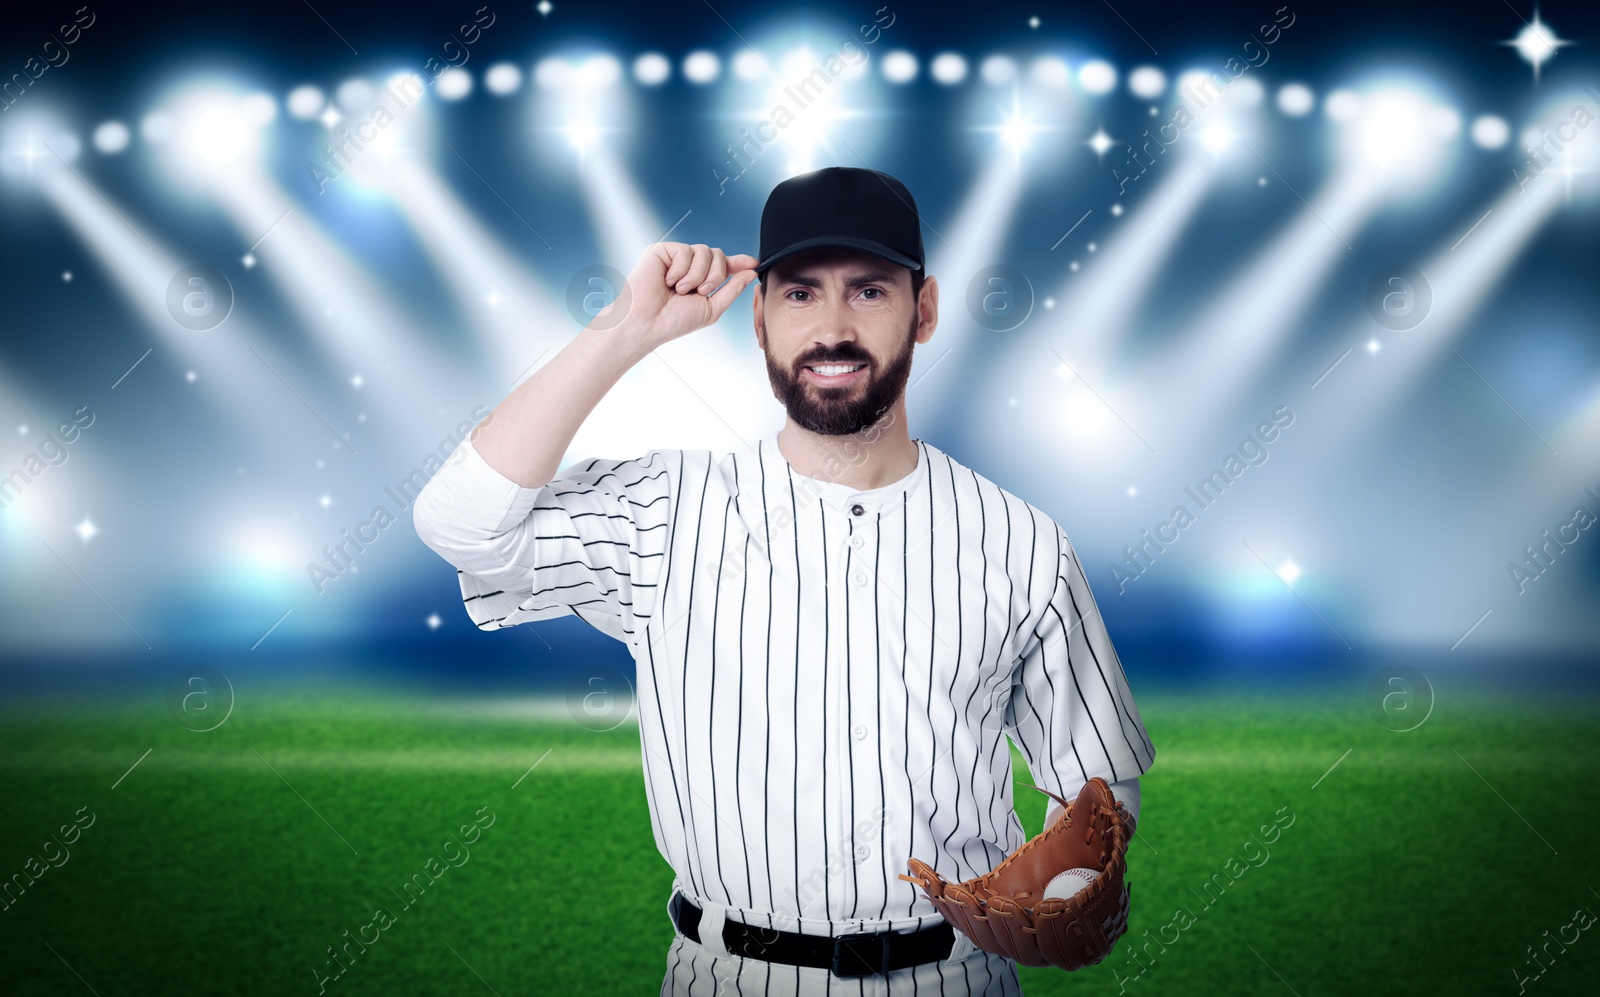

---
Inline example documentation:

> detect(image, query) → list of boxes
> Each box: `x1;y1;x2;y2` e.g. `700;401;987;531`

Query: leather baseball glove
898;776;1134;971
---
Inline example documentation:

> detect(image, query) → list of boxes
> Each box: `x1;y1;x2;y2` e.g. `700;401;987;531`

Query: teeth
810;364;864;376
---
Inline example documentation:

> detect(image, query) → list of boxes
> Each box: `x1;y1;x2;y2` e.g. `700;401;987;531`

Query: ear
914;274;939;345
752;283;766;350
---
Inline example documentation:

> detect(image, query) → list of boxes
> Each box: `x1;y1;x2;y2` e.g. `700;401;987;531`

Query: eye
786;289;811;302
859;287;883;299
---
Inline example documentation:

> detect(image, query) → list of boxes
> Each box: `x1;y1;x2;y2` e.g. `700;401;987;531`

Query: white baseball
1042;867;1098;901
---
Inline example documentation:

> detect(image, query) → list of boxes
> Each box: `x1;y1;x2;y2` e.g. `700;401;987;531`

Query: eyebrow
775;271;898;289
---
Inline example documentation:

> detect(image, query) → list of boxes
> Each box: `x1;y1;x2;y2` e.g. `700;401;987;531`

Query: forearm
1045;777;1140;834
470;322;650;489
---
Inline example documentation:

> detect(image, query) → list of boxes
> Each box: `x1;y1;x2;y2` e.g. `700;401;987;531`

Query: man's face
755;248;930;437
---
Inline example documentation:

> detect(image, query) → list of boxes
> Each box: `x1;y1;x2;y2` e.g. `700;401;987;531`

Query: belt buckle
831;930;890;978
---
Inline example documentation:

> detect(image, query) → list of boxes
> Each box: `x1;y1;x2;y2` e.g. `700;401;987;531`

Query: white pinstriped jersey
412;430;1155;983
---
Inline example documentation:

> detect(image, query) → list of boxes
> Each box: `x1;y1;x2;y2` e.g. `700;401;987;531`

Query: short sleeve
1006;525;1155;797
411;436;675;645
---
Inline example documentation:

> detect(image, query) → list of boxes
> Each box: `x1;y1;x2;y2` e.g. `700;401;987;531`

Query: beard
764;314;918;437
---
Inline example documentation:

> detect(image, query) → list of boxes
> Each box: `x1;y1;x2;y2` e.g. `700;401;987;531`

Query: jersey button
851;503;865;516
853;572;868;586
849;535;865;550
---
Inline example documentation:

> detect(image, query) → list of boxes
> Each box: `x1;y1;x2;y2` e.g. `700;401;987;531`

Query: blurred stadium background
1;0;1597;993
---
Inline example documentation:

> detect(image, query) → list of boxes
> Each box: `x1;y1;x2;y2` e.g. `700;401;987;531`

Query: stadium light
1333;83;1458;192
287;85;325;119
980;55;1017;86
633;53;671;86
484;62;522;95
1277;83;1314;116
1030;57;1070;89
882;50;917;84
92;121;129;154
683;50;720;84
930;52;967;85
733;49;771;83
144;85;277;188
1471;115;1509;149
576;54;622;89
435;68;472;101
1078;60;1117;95
1128;66;1165;99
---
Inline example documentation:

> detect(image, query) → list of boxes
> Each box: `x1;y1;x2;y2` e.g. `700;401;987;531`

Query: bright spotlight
287;85;325;119
999;115;1036;151
1030;57;1070;89
1086;126;1115;158
0;128;44;178
576;54;621;88
1199;122;1236;154
1324;89;1360;123
733;49;770;82
337;78;375;109
170;90;268;174
633;52;671;86
1334;84;1458;188
1078;60;1116;95
1128;65;1165;99
882;50;917;84
92;121;130;154
779;48;818;81
683;50;720;84
1226;77;1263;108
1353;90;1432;166
436;68;473;100
563;120;601;153
485;62;522;95
5;119;81;173
1276;83;1314;116
1176;70;1211;100
980;55;1016;85
1471;115;1510;149
535;57;573;89
1503;13;1571;82
930;52;967;85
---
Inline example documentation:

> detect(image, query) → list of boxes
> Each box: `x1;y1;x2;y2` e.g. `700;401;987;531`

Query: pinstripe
759;446;776;914
897;487;912;921
787;464;802;922
679;457;715;898
708;491;734;903
414;432;1155;996
936;459;964;869
819;496;831;914
734;487;755;910
844;514;858;916
872;510;887;922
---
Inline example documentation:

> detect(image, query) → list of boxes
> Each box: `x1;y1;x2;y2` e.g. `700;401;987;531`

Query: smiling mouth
803;362;867;383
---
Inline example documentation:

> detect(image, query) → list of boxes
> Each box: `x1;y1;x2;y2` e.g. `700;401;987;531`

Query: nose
809;297;862;354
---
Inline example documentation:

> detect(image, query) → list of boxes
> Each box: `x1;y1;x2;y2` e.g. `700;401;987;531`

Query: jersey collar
760;432;932;519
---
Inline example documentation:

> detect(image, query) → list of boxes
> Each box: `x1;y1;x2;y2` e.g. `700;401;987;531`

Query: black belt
669;890;955;978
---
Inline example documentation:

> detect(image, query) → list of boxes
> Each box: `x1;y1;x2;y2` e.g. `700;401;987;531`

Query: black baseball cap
756;167;925;276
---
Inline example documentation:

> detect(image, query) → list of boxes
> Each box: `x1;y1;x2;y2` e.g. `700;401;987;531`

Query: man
412;166;1155;995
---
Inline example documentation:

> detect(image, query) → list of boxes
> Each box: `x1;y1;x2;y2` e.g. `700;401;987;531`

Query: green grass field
1;682;1596;995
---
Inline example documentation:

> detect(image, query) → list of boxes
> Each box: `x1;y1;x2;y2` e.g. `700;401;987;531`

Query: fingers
706;268;757;315
664;244;711;295
655;243;756;296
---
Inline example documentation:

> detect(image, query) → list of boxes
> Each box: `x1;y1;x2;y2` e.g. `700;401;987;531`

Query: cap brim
756;235;921;274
